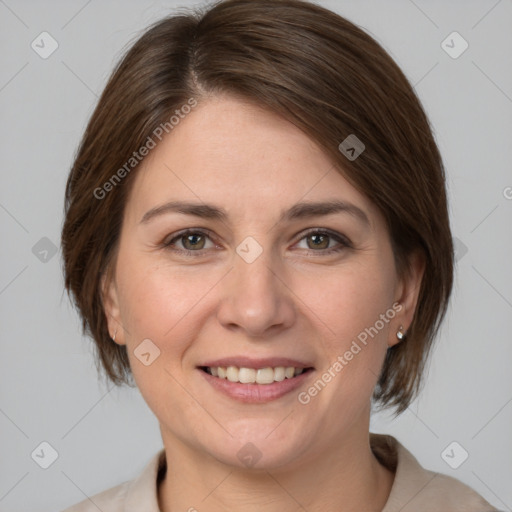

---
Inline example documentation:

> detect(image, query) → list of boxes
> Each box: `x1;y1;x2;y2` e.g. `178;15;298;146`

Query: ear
101;270;126;346
389;250;425;348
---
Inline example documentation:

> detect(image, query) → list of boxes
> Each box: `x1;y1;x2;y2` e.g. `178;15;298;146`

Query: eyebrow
140;199;370;227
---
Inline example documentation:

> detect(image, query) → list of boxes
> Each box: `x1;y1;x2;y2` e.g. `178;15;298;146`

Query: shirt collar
123;448;166;512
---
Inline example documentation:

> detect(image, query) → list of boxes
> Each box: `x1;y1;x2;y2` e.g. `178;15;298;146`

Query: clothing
62;433;497;511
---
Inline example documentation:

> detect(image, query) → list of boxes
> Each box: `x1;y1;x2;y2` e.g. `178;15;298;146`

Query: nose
216;249;296;338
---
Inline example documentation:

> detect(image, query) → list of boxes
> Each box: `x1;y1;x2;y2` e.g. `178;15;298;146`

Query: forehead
124;95;381;228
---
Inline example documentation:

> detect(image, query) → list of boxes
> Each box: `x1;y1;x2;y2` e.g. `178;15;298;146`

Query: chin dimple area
199;365;313;385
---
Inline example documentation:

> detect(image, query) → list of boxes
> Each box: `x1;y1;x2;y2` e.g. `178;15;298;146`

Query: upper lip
200;357;314;369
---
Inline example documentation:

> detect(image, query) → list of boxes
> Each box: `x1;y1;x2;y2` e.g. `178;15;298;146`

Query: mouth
199;365;313;384
197;359;315;403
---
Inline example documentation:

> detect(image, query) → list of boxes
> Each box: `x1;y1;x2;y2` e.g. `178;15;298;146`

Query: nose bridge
216;243;295;336
235;248;278;300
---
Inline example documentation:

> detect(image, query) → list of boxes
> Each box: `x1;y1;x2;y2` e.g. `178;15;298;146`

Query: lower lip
198;368;313;403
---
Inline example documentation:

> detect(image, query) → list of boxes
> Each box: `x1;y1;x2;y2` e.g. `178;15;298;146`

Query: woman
60;0;498;510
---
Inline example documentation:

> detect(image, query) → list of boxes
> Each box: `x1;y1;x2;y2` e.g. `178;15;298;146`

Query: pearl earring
396;325;406;341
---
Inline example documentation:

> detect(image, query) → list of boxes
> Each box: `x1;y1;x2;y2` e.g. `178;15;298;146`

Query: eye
161;228;351;256
295;229;351;254
163;229;216;253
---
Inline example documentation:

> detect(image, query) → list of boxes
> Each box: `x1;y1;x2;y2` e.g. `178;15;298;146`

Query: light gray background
0;0;511;511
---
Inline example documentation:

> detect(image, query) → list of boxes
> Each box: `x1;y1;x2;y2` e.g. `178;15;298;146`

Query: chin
199;419;315;471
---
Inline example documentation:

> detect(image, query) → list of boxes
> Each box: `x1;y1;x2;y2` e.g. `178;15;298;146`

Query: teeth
256;367;274;384
239;367;256;383
274;367;285;381
206;365;307;384
226;366;239;382
284;366;295;379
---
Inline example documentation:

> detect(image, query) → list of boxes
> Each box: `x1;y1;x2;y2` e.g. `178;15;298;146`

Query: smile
198;362;314;403
201;365;311;384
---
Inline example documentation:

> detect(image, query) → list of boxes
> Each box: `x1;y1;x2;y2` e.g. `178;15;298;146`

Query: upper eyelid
164;228;218;245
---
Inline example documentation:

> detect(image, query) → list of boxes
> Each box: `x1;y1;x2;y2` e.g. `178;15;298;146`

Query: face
104;95;422;470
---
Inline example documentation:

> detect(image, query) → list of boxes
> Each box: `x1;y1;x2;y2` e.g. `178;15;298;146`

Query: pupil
309;234;328;249
185;234;204;249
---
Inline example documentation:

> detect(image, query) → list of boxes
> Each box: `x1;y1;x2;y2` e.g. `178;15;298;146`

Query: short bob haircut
62;0;453;415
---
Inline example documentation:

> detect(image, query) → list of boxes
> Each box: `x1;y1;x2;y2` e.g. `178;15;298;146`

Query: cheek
114;255;222;389
116;255;213;340
299;260;396;393
113;260;194;416
114;258;229;438
304;262;395;341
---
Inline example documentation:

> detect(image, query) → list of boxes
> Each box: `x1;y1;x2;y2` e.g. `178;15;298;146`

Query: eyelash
162;228;352;257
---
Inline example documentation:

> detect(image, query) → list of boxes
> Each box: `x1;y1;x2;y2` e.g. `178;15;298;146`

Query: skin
103;95;424;512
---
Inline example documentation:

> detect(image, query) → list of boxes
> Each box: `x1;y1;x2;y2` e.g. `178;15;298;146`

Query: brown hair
62;0;453;414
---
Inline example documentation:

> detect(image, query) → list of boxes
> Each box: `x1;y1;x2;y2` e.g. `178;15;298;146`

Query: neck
157;425;394;512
